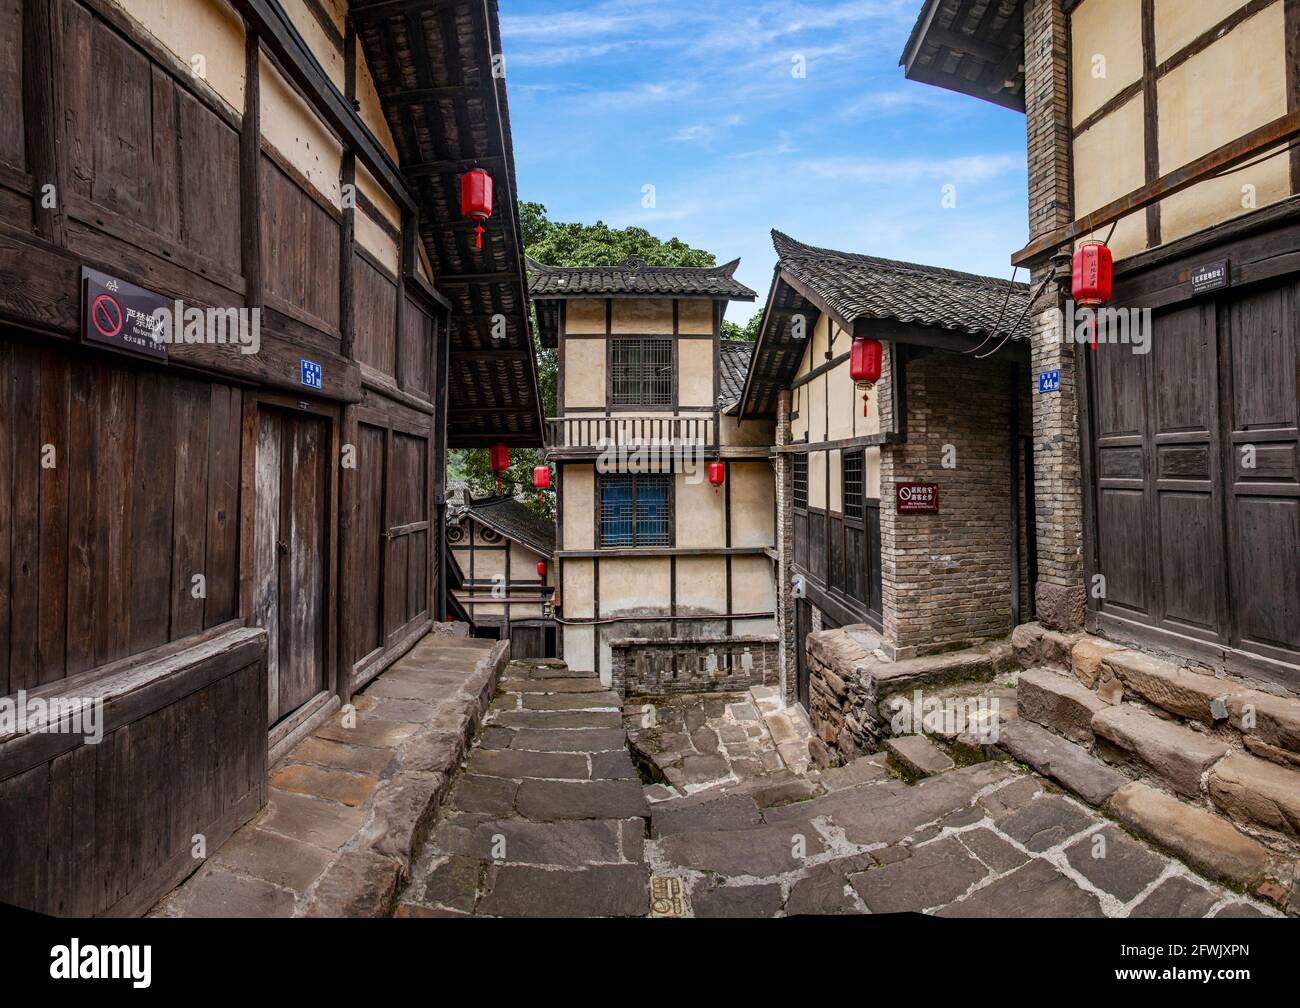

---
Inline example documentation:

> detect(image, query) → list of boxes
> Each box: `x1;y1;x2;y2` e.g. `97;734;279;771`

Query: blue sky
501;0;1031;325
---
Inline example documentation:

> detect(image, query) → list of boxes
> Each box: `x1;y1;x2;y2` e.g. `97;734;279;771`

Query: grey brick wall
879;351;1023;657
1024;0;1086;631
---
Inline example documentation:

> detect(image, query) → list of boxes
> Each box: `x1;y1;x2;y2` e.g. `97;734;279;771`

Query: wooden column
339;15;356;359
23;0;62;244
240;30;262;311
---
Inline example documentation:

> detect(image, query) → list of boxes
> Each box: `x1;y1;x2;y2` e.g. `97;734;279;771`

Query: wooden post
23;0;62;244
241;30;262;311
339;15;356;360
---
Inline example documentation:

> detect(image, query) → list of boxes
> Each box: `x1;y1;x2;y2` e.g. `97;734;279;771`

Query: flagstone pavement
396;657;1283;919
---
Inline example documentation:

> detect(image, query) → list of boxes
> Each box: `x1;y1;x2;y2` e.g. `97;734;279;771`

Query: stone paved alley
397;657;1282;918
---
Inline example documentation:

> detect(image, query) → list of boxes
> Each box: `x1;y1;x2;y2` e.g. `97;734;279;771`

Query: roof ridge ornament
619;255;648;272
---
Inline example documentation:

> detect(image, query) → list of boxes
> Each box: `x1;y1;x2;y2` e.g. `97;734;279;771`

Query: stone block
1018;667;1108;744
1070;637;1126;688
1011;621;1083;670
995;719;1127;807
1107;782;1271;889
1103;651;1234;724
1207;751;1300;841
1227;690;1300;756
885;734;955;779
849;836;987;913
211;826;332;893
302;849;403;918
1091;705;1228;798
270;763;379;808
369;772;448;863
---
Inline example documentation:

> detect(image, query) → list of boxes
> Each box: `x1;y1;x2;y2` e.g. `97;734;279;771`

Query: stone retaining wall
612;636;779;697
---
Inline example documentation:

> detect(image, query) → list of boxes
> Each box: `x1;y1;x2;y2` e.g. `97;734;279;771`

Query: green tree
451;202;722;518
721;309;764;342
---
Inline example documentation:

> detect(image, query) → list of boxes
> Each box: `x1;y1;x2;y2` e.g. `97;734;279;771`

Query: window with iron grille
843;450;864;522
610;338;672;407
600;474;672;547
792;454;808;512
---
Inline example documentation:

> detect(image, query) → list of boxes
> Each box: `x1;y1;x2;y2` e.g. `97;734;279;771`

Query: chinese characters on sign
896;482;939;514
300;359;323;390
81;267;169;360
1038;369;1060;394
1189;258;1230;297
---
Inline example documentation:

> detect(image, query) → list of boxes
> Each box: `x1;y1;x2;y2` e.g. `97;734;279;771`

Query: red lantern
708;461;725;492
488;443;509;495
536;560;547;579
533;465;551;507
1072;241;1113;350
460;169;493;250
850;337;883;416
1071;241;1113;307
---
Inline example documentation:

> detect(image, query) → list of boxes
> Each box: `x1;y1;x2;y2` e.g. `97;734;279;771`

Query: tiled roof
456;494;555;557
718;340;755;415
527;255;757;300
770;230;1031;338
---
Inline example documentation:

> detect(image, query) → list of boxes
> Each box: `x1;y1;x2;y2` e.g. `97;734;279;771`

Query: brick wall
1024;0;1086;631
879;351;1021;656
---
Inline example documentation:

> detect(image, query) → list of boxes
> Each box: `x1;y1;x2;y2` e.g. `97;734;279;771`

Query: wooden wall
0;626;266;917
0;336;242;697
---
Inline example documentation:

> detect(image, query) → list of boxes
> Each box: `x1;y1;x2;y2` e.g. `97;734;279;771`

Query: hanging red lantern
533;465;551;507
1072;241;1113;350
708;461;725;491
850;337;883;416
488;443;509;495
460;168;493;250
536;560;547;579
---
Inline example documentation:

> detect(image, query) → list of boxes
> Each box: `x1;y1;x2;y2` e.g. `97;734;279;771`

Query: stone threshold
150;630;510;918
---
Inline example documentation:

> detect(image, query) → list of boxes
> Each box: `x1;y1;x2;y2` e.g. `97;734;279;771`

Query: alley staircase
400;653;1285;917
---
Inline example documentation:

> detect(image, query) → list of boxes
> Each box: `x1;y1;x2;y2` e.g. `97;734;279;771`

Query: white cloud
799;153;1025;184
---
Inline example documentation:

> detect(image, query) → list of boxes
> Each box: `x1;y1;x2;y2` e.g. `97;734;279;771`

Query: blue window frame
599;474;672;547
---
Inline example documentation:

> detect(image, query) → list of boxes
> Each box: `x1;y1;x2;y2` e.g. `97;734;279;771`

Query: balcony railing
610;635;779;697
544;414;716;457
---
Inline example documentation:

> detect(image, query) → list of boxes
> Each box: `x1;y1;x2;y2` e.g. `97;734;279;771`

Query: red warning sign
90;293;123;339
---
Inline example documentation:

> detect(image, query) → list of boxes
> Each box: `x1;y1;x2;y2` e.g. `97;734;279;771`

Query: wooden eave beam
407;155;506;176
852;317;1030;361
1013;108;1300;265
234;0;417;213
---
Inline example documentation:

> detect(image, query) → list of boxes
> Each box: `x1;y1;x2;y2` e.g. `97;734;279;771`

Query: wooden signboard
81;267;169;360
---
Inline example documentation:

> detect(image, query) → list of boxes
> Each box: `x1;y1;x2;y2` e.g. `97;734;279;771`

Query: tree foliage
721;309;764;342
450;202;723;518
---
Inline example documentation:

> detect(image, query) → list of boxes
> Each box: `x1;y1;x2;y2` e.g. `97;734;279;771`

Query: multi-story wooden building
529;256;782;693
739;231;1035;707
0;0;540;915
446;487;556;657
902;0;1299;690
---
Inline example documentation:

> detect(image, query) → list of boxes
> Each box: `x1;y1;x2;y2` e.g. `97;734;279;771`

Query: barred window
792;454;808;512
600;474;672;547
610;338;672;407
843;450;864;521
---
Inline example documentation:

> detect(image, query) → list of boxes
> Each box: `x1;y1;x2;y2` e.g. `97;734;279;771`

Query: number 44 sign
1038;369;1060;394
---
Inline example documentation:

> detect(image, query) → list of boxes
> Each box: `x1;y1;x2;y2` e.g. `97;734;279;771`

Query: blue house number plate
1038;369;1060;394
300;359;323;390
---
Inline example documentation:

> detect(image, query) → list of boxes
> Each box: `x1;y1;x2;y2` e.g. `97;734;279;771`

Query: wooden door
254;407;330;727
795;598;811;710
1088;275;1300;682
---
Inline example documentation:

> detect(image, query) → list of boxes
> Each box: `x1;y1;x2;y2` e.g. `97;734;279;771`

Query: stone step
1091;705;1229;799
885;734;955;780
820;753;890;791
1106;782;1274;892
995;718;1127;807
1017;666;1108;745
1206;751;1300;843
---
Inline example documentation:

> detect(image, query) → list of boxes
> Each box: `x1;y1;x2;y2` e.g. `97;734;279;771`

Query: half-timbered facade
740;232;1034;708
903;0;1300;691
446;489;556;658
530;257;782;692
0;0;539;916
